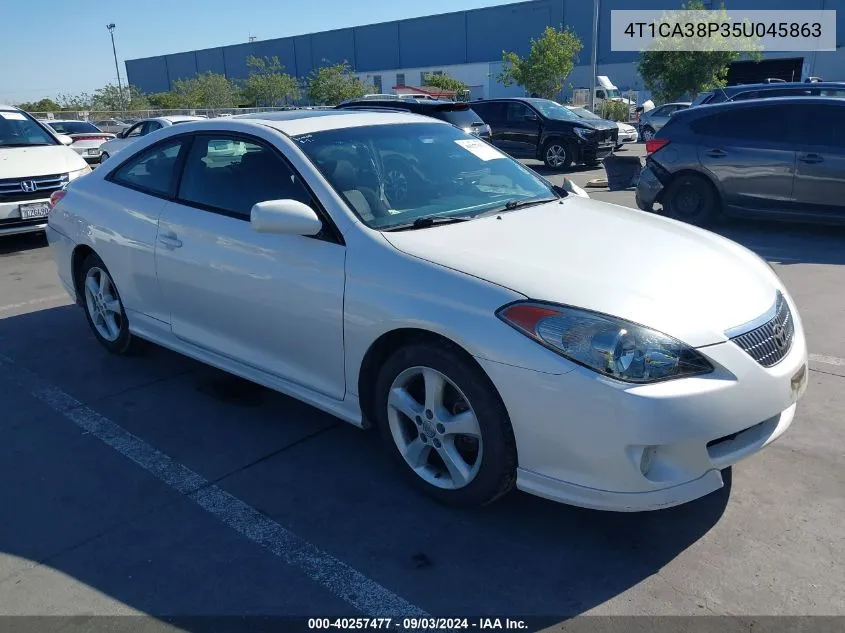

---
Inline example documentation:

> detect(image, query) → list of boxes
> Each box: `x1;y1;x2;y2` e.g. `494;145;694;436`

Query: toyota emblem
20;180;37;193
772;323;789;351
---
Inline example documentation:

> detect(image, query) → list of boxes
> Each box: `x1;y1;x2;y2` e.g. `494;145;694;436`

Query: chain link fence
26;106;334;124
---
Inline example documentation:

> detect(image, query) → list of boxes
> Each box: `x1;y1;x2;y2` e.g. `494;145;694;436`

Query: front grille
0;173;67;203
729;291;794;367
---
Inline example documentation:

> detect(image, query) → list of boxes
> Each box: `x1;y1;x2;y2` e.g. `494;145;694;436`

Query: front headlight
67;165;92;181
497;302;713;383
573;127;595;141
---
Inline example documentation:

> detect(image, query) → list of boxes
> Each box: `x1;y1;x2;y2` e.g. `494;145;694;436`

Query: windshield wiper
383;215;473;232
477;197;559;217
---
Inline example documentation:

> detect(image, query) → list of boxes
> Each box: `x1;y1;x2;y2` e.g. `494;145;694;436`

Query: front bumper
0;199;50;237
616;131;639;145
475;299;808;512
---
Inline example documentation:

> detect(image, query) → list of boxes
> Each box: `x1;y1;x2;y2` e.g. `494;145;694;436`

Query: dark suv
471;98;618;169
336;98;492;140
691;81;845;106
636;97;845;226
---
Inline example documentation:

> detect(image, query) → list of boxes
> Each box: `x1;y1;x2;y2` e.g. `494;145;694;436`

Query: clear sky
0;0;527;105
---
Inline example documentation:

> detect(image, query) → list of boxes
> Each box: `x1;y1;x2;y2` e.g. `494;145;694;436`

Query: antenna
248;34;257;43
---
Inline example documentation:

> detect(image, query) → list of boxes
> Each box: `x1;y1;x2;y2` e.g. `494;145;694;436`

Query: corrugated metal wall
125;0;845;94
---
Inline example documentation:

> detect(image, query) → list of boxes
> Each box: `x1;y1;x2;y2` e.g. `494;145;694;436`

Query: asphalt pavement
1;144;843;628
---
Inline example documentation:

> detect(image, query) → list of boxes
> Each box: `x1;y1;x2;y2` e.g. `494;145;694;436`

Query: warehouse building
125;0;845;103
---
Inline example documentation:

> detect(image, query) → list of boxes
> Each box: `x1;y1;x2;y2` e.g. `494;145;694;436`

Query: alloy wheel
83;266;123;342
385;168;409;206
545;144;567;168
386;366;483;490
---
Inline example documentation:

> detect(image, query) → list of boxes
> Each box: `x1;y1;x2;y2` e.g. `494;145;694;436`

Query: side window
111;140;183;196
177;136;313;219
145;121;163;133
596;90;606;99
651;105;669;117
797;105;843;148
124;123;145;138
691;105;794;142
506;102;534;123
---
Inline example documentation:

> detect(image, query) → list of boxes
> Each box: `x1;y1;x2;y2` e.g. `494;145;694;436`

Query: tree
636;0;762;102
242;56;300;106
56;92;92;110
90;83;149;111
172;72;240;108
423;72;469;100
498;26;583;99
306;61;373;105
147;91;186;109
15;98;62;113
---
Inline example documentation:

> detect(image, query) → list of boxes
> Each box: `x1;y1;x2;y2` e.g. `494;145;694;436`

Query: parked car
691;81;845;107
566;105;638;149
0;105;90;237
93;118;131;134
99;116;205;161
45;120;115;164
638;102;691;141
471;98;618;169
46;109;807;511
636;97;845;226
336;98;492;140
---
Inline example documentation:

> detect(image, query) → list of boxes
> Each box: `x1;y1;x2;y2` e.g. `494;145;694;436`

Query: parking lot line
0;354;428;618
809;354;845;367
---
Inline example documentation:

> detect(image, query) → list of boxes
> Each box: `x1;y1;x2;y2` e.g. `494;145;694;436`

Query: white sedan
98;116;205;161
46;110;808;511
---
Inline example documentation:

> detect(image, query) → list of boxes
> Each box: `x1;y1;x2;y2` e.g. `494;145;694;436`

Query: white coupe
47;110;808;511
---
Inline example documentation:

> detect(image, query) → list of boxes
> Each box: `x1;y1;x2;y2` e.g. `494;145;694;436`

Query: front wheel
542;140;573;170
100;151;110;162
641;127;656;142
374;341;517;507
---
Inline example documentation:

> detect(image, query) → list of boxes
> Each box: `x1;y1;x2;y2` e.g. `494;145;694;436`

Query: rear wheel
641;126;656;142
374;341;517;507
543;140;573;170
100;151;110;162
662;173;720;227
79;253;144;355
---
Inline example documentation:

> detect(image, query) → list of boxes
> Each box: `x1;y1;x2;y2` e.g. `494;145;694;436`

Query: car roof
342;98;460;107
676;95;845;118
714;81;845;95
159;115;206;123
46;119;97;123
0;104;21;112
232;108;439;135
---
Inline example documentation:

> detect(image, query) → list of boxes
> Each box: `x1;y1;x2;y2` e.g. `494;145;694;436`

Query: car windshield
294;122;556;230
438;106;484;127
569;107;602;120
0;111;57;147
604;89;621;99
526;99;580;121
48;121;102;134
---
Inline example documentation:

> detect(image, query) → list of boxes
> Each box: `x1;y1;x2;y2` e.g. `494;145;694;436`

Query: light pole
106;23;125;111
588;0;599;112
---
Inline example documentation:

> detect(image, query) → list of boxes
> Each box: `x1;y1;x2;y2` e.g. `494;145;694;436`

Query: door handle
157;231;183;249
705;149;727;157
799;153;823;164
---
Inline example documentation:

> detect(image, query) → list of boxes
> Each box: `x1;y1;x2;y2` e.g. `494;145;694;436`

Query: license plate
19;202;50;220
87;148;99;155
791;364;808;401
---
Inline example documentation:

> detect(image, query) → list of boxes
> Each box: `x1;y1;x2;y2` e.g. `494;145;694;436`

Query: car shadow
712;219;845;266
0;232;47;256
0;304;731;623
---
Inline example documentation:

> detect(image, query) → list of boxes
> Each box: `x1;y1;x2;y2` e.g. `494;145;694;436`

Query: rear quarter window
440;107;483;127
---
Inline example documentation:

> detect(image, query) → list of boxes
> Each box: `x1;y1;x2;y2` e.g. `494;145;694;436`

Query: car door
791;103;845;219
471;102;507;150
692;103;797;213
502;102;541;157
154;133;347;399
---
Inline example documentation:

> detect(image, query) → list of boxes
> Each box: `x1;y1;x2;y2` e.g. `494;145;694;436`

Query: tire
78;253;145;355
100;152;110;162
641;126;656;142
383;160;412;207
542;140;573;170
373;340;517;508
662;173;721;227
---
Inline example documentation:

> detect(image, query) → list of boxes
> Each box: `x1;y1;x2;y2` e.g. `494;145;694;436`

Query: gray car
638;102;691;141
636;96;845;227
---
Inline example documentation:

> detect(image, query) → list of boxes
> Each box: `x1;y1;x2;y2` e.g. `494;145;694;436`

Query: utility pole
588;0;599;112
107;24;125;111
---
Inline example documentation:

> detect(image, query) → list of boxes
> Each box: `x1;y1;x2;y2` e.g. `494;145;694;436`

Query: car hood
382;199;779;347
0;145;87;178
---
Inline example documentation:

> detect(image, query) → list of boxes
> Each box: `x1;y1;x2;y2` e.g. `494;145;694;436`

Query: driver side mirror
57;134;73;146
524;113;539;122
250;199;323;236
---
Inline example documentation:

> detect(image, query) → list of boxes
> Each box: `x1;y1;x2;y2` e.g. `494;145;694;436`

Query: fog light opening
640;446;658;476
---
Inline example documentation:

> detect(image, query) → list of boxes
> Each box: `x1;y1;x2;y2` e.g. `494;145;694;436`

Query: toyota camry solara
46;110;809;511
